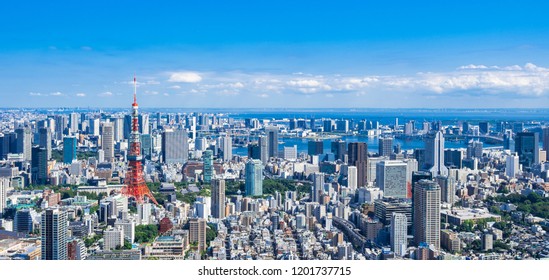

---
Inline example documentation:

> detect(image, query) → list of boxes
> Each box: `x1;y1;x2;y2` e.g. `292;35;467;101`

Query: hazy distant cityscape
1;92;549;260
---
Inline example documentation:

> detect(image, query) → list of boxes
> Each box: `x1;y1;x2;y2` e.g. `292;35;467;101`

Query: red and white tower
121;76;158;205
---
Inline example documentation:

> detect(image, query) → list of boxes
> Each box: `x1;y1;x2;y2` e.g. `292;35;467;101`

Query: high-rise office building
245;159;263;197
311;172;325;203
14;208;33;233
436;176;455;205
112;117;124;142
102;122;115;162
478;122;489;134
543;127;549;161
266;126;279;159
54;115;67;141
15;127;32;161
69;113;79;133
506;153;520;178
0;177;7;217
424;131;448;176
140;134;153;160
308;140;324;156
376;160;407;199
31;146;48;185
41;208;68;260
283;145;297;160
189;218;207;252
219;135;232;161
162;129;189;164
348;142;368;187
378;137;394;157
413;180;441;250
347;166;357;190
515;132;539;170
467;140;483;159
38;127;52;160
203;150;213;184
258;136;269;164
390;212;408;257
89;118;100;136
211;179;226;219
331;140;346;161
63;136;77;164
104;226;124;250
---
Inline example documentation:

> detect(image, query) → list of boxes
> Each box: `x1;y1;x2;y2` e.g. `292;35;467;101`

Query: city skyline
2;1;549;108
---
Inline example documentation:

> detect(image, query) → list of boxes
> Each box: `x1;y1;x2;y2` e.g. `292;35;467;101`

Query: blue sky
1;0;549;108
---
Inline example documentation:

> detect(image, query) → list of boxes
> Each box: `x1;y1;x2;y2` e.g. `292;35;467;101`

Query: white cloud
98;91;113;97
157;63;549;99
29;92;44;96
76;93;86;97
168;72;202;83
50;92;63;96
144;91;159;95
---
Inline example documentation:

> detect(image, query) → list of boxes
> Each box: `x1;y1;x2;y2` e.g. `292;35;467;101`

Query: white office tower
137;203;152;225
90;118;100;136
104;226;124;250
506;153;520;178
283;145;298;160
114;219;136;243
0;177;8;217
391;212;408;257
219;135;232;161
425;130;448;177
102;122;115;162
97;149;105;163
347;166;357;191
376;160;407;198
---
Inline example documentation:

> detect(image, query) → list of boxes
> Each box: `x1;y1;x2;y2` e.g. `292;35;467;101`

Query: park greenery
494;192;549;219
135;224;159;243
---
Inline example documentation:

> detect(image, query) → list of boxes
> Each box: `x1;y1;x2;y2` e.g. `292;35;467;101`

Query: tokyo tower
121;76;158;205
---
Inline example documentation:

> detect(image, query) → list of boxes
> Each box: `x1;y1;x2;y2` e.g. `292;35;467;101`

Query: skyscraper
15;127;32;161
347;166;357;190
424;131;448;177
348;142;368;187
211;179;226;219
63;136;77;164
203;149;213;184
38;127;52;160
390;212;408;257
219;135;232;161
515;132;539;170
506;153;520;178
413;180;441;250
41;208;68;260
69;113;79;133
378;137;394;157
308;140;324;156
0;177;7;217
376;160;407;199
102;122;115;162
89;118;100;136
189;218;207;252
543;127;549;161
162;129;189;164
266;126;279;159
245;159;263;197
31;146;48;185
311;172;325;203
436;176;455;205
331;140;346;161
258;136;269;164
